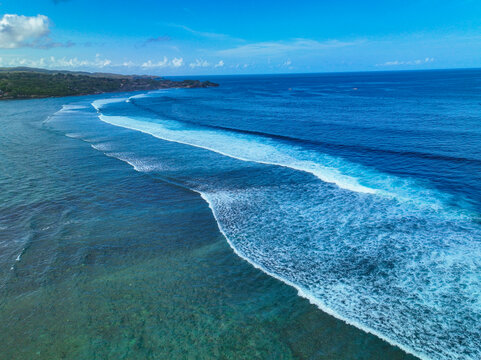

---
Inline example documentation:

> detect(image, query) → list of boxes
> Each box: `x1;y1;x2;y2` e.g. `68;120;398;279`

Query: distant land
0;67;218;100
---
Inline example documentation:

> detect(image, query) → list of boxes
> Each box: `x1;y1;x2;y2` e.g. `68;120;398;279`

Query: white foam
93;112;470;216
82;159;414;357
65;133;84;139
129;89;171;100
78;142;424;358
94;98;476;215
90;142;113;152
11;248;25;270
87;97;481;359
128;93;149;100
104;152;164;173
198;191;429;360
61;105;87;111
92;92;163;110
92;97;129;111
199;186;481;360
95;113;377;195
43;103;90;125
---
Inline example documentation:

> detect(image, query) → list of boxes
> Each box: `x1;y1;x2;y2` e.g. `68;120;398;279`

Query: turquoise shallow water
2;70;481;360
0;97;414;359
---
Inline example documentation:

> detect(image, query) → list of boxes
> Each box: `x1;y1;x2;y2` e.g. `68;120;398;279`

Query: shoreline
0;85;213;101
0;67;218;100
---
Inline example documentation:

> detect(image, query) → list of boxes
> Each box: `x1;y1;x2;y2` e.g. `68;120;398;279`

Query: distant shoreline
0;67;218;100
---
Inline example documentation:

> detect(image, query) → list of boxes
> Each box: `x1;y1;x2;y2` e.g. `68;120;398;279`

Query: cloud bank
172;57;183;67
0;54;112;69
378;57;435;66
189;59;210;68
141;57;185;68
0;14;50;48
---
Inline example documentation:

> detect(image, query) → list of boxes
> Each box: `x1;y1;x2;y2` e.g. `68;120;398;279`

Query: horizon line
1;65;480;78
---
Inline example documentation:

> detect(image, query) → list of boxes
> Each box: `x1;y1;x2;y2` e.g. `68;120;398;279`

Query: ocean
1;69;480;359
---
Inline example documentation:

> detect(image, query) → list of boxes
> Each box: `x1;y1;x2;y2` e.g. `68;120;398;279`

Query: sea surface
1;69;480;359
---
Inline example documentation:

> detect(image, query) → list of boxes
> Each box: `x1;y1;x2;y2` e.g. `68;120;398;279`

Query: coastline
6;73;476;359
0;85;214;101
0;67;218;100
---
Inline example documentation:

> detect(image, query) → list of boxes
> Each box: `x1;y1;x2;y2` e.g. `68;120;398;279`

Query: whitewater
84;89;481;360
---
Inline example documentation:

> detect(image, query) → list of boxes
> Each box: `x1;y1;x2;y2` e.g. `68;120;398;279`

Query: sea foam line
91;97;376;195
48;96;474;360
45;100;481;360
86;99;441;359
80;133;427;360
198;190;429;360
92;111;377;195
91;97;471;214
92;100;473;215
88;100;427;358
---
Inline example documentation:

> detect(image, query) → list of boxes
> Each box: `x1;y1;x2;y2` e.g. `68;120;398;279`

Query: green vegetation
0;67;218;100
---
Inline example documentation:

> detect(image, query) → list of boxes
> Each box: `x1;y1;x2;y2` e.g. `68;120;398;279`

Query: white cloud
94;53;111;67
217;38;361;57
378;57;435;66
1;55;225;72
189;59;210;68
0;14;50;48
0;55;113;69
141;57;186;68
172;57;183;67
141;57;169;68
284;59;292;66
52;55;112;68
53;57;88;67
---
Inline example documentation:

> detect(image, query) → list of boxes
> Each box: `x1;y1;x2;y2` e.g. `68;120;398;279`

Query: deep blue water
2;69;481;359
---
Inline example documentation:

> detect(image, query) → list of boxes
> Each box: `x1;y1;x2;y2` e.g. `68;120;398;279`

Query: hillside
0;67;218;100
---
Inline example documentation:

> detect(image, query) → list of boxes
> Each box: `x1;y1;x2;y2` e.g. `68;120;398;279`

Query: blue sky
1;0;481;75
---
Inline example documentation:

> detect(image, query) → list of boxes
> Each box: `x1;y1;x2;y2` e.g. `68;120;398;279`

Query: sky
0;0;481;75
